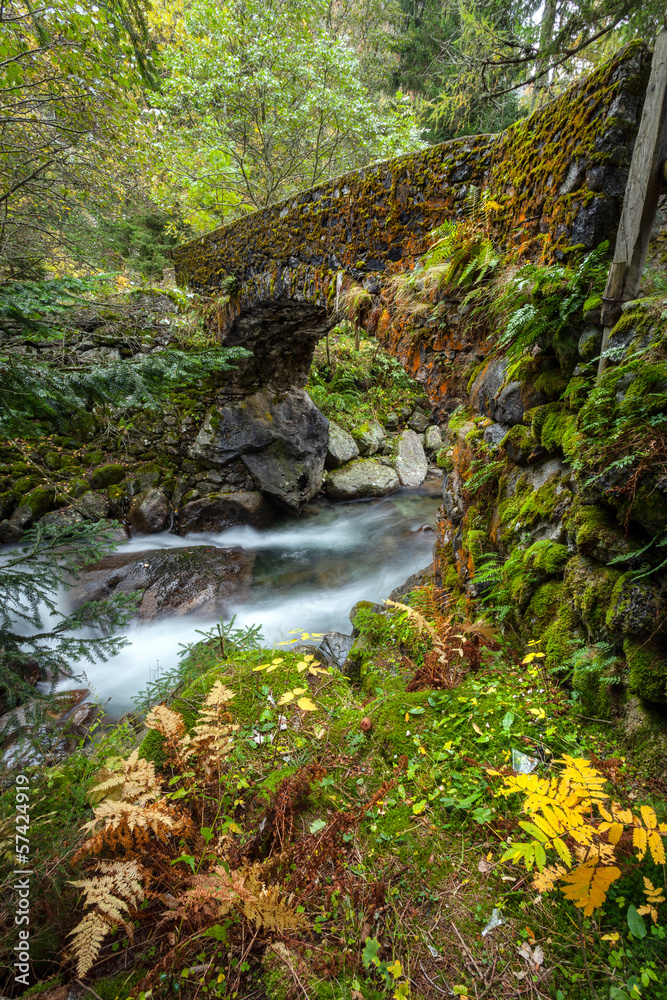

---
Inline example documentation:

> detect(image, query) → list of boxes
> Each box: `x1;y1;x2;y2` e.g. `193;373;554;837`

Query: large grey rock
423;425;443;452
127;488;169;534
325;460;399;501
68;545;255;622
75;491;111;521
178;491;277;535
408;409;430;433
483;422;510;449
190;388;328;514
395;430;428;486
469;356;544;426
352;419;386;456
326;421;359;469
320;632;355;671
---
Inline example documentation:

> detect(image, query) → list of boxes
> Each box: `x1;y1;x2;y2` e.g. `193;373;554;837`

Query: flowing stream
57;480;442;717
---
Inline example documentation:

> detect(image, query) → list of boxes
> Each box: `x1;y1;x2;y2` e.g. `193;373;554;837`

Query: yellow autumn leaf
601;933;620;943
532;864;566;893
472;723;483;736
252;663;270;671
293;687;306;695
412;800;427;815
648;830;666;865
227;822;243;834
386;960;402;977
559;862;621;917
633;826;648;860
278;691;295;705
297;697;318;712
528;708;546;721
640;805;657;829
296;661;308;672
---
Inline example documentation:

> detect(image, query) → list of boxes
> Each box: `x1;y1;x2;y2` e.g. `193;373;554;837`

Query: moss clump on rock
89;463;126;489
523;539;569;576
625;638;667;704
523;580;564;637
563;554;620;640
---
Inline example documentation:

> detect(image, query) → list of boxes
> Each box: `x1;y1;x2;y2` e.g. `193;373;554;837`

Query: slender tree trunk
533;0;557;107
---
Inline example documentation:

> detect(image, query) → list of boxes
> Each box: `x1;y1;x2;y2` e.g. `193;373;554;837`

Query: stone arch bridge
175;42;649;404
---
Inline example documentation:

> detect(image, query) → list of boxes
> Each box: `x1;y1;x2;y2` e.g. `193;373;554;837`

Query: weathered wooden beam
598;31;667;377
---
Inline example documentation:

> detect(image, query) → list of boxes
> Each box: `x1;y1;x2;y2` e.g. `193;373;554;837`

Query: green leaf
626;905;647;939
309;818;327;834
408;706;425;715
362;937;381;969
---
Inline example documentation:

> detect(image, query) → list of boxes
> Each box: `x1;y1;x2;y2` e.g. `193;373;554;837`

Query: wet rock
578;326;603;362
606;575;665;636
128;488;169;533
570;197;619;249
384;411;399;430
178;490;277;535
0;520;22;544
388;564;434;602
325;459;399;501
191;388;328;514
483;421;510;449
75;490;111;520
423;425;443;452
9;487;58;530
470;356;544;426
320;632;355;671
408;409;430;433
293;643;329;666
441;470;465;525
326;421;360;469
352;419;386;456
395;430;428;486
68;545;255;622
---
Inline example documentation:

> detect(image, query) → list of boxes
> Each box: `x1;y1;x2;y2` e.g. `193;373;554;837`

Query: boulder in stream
395;429;428;486
190;388;328;514
178;490;278;535
68;545;255;621
128;488;169;533
325;459;399;501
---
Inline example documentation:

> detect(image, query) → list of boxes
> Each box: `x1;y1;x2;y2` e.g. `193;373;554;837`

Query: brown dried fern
68;860;146;977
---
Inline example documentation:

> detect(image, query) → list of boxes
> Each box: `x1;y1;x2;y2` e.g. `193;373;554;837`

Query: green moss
544;603;583;672
563;555;620;639
533;369;568;399
622;696;667;779
89;463;126;489
571;646;623;718
14;474;42;493
23;486;58;518
625;638;667;704
523;539;569;576
501;424;539;463
92;968;146;1000
523;580;564;636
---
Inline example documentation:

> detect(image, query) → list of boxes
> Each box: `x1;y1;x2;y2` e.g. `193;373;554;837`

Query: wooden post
598;31;667;378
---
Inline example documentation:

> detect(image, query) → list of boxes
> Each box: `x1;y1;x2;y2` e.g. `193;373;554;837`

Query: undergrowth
4;589;666;1000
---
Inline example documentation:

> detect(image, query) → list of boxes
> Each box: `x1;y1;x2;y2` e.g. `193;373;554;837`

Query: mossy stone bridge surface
174;42;650;390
